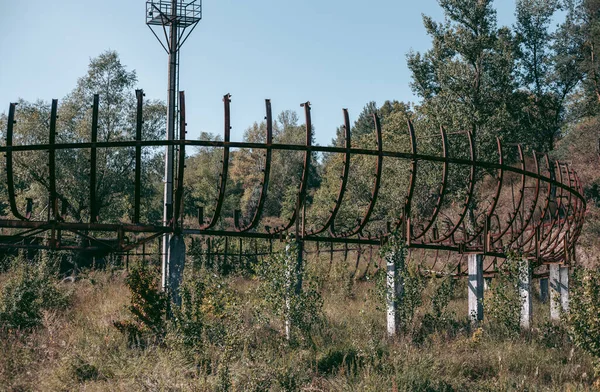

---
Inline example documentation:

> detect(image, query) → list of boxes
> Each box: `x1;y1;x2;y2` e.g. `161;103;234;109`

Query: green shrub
255;236;324;346
113;261;167;347
484;252;523;336
376;233;425;335
0;252;71;332
568;265;600;373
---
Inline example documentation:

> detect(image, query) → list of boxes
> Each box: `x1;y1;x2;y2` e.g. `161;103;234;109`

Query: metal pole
162;0;179;290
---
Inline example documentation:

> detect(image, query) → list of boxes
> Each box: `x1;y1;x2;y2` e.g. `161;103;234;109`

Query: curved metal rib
430;130;476;244
413;126;448;241
235;99;273;232
199;94;231;230
331;112;383;238
463;136;505;247
5;103;28;221
492;144;526;244
309;109;351;236
272;101;312;235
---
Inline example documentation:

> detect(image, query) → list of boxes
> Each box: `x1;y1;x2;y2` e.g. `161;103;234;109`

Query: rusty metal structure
0;91;586;273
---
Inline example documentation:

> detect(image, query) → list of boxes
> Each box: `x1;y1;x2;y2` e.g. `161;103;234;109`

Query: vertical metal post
468;254;484;323
162;0;179;291
549;264;561;320
90;94;99;223
519;258;532;329
134;90;143;224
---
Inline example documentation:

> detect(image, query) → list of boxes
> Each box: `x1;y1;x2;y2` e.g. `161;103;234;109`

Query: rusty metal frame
0;91;586;268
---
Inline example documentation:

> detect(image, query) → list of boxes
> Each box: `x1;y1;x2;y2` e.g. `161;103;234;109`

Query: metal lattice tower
146;0;202;290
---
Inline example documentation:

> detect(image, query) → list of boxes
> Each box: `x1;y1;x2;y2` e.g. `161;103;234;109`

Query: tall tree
407;0;517;158
6;51;166;224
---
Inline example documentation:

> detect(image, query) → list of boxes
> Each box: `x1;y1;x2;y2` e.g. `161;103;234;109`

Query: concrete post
284;240;303;341
484;277;492;291
168;234;186;307
468;254;484;323
386;247;405;337
560;266;569;313
539;278;549;303
519;258;532;329
549;264;561;321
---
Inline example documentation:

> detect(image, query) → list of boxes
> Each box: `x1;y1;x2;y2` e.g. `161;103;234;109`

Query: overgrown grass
0;252;598;391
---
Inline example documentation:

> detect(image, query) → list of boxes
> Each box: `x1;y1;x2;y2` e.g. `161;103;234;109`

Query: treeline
1;0;599;234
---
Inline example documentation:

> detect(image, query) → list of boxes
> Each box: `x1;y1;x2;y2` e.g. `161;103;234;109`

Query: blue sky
1;0;520;146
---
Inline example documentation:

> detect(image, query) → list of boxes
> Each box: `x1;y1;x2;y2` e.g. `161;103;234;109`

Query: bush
0;252;71;332
255;236;324;346
568;265;600;373
113;261;167;347
484;252;523;336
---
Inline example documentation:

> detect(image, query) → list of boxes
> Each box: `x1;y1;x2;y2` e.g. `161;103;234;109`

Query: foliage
255;236;324;345
377;232;426;336
484;252;523;336
568;265;600;372
0;252;71;332
169;257;238;350
113;261;167;347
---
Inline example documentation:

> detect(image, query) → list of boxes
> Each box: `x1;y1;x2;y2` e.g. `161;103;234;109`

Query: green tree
407;0;517;157
514;0;582;151
6;51;166;224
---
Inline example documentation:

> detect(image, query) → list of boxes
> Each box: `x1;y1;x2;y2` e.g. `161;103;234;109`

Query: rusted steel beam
199;94;231;230
5;103;28;221
90;94;99;223
311;108;351;236
173;91;186;230
235;99;273;232
1;94;586;267
49;99;59;221
134;90;143;224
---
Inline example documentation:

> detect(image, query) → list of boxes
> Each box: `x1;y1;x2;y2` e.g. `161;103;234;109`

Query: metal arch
5;103;28;221
412;126;449;242
272;101;313;235
199;93;231;230
492;144;527;245
0;91;586;269
463;136;504;246
429;130;476;245
234;99;273;232
310;108;351;236
329;112;383;238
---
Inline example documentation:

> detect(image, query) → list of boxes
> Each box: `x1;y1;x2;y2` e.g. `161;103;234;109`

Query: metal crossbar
1;91;585;267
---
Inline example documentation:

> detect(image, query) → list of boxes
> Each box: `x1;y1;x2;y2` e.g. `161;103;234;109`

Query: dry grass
0;260;597;392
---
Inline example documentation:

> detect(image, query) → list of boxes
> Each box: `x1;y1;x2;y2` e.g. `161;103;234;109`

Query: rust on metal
0;91;586;270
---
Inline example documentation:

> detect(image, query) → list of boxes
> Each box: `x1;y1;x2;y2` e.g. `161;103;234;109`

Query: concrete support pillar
519;258;532;329
468;254;484;323
560;266;569;314
484;277;492;291
549;264;561;321
539;278;549;303
386;248;405;337
168;234;186;306
284;240;303;341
